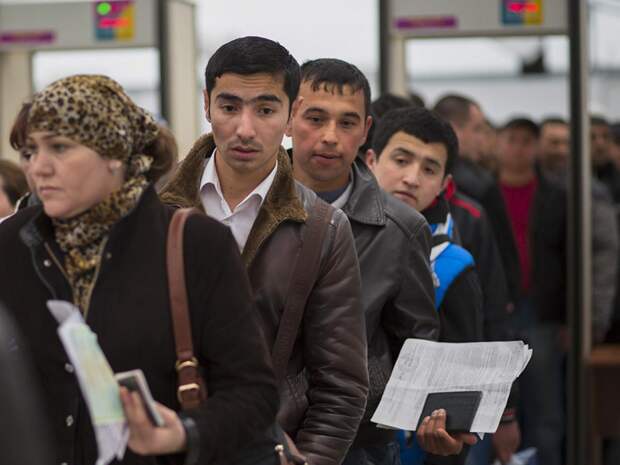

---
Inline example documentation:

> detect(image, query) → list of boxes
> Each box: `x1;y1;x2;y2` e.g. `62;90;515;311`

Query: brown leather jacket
161;135;369;465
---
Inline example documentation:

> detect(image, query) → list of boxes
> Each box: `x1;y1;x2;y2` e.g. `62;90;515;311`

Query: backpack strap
167;207;208;411
271;200;334;380
431;241;475;309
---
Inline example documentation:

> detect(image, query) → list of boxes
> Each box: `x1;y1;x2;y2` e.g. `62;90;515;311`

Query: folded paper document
371;339;532;433
48;300;128;465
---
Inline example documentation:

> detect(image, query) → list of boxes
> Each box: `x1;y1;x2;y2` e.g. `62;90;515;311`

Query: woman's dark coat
0;186;278;465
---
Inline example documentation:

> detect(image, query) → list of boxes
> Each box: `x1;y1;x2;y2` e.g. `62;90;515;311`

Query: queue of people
1;34;618;465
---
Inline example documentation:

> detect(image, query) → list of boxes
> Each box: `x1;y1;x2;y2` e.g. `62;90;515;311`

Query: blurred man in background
591;115;620;204
0;159;28;220
434;94;520;306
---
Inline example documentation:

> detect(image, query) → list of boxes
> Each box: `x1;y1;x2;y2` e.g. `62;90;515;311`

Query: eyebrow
26;133;57;142
391;146;443;168
303;106;362;122
215;93;283;105
424;158;442;169
391;146;416;157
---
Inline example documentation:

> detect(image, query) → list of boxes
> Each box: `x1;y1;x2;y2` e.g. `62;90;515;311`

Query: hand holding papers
49;300;188;461
371;339;532;434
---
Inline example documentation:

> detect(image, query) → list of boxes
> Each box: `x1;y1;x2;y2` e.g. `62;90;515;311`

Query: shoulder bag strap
271;199;334;381
167;207;207;411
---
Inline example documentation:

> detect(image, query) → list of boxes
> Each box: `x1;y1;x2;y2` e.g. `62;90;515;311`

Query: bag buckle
177;382;201;403
175;357;198;372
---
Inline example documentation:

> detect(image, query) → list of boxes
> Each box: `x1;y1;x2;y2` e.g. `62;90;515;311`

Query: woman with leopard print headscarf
0;75;278;465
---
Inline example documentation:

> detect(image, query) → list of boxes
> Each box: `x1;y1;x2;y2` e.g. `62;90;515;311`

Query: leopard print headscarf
28;75;159;313
28;74;159;162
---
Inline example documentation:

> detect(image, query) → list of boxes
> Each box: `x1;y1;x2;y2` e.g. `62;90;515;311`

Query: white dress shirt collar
199;150;277;251
331;180;354;210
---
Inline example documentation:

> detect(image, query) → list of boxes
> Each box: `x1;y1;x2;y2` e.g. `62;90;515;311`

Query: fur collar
160;134;307;267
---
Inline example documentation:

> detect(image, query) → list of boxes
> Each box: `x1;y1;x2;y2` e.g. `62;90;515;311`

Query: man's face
539;123;570;172
591;123;612;167
289;81;371;191
204;72;291;177
453;104;486;162
366;130;450;212
498;127;538;174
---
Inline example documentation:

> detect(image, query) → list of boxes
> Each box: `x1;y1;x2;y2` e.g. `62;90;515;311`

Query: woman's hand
416;409;478;456
120;387;187;456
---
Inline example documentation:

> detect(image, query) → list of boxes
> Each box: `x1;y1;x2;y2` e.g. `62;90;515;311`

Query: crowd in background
1;35;620;465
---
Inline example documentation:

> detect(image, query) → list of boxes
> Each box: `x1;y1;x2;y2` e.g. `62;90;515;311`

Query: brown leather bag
167;207;323;465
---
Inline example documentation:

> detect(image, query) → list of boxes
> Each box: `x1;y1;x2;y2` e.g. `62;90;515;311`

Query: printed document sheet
371;339;532;433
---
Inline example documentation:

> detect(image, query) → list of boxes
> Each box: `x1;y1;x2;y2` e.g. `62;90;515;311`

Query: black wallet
416;391;482;432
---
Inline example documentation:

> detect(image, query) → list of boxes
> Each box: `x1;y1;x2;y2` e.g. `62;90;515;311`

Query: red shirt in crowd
500;179;537;293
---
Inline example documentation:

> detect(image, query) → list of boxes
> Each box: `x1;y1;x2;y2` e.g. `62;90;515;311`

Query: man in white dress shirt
161;36;369;465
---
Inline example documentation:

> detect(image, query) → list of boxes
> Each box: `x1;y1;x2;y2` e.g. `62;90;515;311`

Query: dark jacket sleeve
439;268;484;343
468;215;520;411
481;183;521;303
468;211;513;342
295;209;369;465
183;216;279;464
383;221;439;359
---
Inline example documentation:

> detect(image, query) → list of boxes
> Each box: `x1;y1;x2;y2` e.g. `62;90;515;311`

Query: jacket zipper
31;246;59;299
44;242;71;283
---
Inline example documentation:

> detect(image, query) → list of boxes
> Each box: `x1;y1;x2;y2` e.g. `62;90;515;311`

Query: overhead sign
0;31;55;46
0;0;156;51
501;0;543;26
390;0;567;38
95;1;136;42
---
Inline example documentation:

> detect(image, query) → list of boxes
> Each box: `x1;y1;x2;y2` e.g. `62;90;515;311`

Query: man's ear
203;89;211;122
441;173;453;192
286;96;303;137
365;149;378;172
361;115;373;145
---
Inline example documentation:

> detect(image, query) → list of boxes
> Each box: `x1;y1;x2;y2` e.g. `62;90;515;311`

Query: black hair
371;93;412;120
433;94;479;127
409;92;426;108
360;93;413;154
541;116;568;128
591;114;610;127
204;36;300;111
372;106;459;176
501;117;540;138
300;58;371;117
